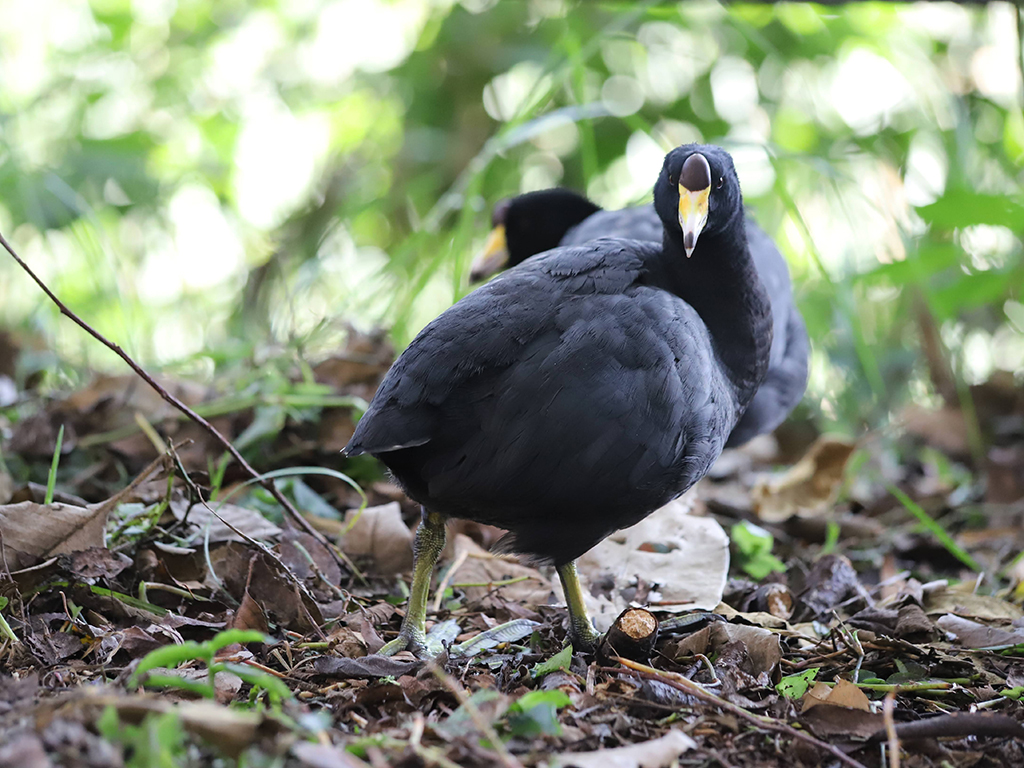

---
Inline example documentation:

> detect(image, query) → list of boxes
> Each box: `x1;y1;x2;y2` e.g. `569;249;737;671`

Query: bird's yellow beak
677;152;712;258
678;184;709;259
469;224;509;283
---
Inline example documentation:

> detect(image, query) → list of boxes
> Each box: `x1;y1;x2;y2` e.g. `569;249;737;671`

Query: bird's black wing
347;238;736;563
346;240;653;456
561;204;662;246
745;220;792;370
562;211;810;448
726;221;810;446
727;300;809;447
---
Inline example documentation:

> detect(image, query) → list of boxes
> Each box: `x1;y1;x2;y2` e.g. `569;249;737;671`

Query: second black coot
472;187;809;448
346;144;774;655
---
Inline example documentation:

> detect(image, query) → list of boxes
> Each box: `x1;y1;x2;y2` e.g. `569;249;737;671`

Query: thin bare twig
168;444;328;640
611;657;868;768
0;231;346;575
883;691;900;768
432;546;469;612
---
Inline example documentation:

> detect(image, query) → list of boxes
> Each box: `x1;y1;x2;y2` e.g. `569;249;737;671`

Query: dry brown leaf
175;700;268;757
800;703;885;741
242;552;323;633
923;586;1024;621
59;547;132;581
895;604;936;640
172;500;282;544
0;501;109;571
574;495;728;631
69;693;283;759
118;626;171;658
151;666;243;704
802;679;871;712
554;729;695;768
670;624;713;659
709;622;782;679
279;530;343;587
800;680;882;743
201;543;322;632
341;502;413;575
1;455;170;571
936;614;1024;649
229;590;270;635
801;681;834;711
316;408;357;453
986;444;1024;504
448;533;551;607
63;374;206;425
752;435;857;522
314;332;393;389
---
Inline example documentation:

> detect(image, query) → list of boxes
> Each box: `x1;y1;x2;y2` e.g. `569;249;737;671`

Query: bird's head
654;144;742;258
470;189;601;282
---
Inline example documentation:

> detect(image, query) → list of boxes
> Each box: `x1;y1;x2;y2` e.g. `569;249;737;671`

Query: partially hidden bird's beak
469;224;509;283
677;153;711;258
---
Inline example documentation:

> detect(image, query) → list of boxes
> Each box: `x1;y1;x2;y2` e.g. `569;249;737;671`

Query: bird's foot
378;628;430;658
568;619;602;655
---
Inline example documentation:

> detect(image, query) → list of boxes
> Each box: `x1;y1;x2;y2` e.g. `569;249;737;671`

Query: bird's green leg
556;560;601;652
379;509;446;657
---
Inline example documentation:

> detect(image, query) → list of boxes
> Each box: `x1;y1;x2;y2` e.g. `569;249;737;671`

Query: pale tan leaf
292;742;371;768
574;495;728;631
827;679;871;711
554;729;695;768
174;700;265;757
66;692;282;758
752;435;856;522
0;470;12;505
709;622;782;678
923;586;1024;621
341;502;413;575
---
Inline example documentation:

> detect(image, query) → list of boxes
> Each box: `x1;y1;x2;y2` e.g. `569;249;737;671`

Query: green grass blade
888;485;981;573
45;424;65;505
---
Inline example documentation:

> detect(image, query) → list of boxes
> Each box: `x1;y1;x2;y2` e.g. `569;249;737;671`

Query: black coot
473;188;809;448
346;144;774;654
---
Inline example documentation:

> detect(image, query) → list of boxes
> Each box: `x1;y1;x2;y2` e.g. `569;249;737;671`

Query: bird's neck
662;224;773;406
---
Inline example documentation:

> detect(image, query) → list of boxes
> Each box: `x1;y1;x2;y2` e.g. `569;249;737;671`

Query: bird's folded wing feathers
562;205;662;246
345;241;655;456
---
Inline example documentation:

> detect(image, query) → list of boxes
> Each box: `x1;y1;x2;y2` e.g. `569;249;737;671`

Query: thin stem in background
0;230;348;578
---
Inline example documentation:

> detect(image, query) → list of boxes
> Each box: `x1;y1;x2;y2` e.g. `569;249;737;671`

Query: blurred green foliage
0;0;1022;436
